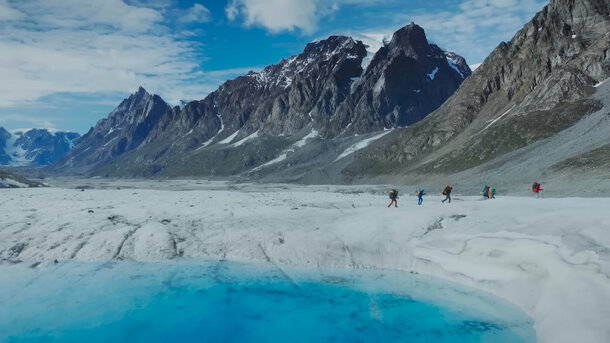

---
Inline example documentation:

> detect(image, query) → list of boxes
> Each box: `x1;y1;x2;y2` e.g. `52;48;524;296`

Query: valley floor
1;180;609;343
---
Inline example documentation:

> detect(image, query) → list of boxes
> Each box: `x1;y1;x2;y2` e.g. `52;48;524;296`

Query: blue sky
0;0;548;134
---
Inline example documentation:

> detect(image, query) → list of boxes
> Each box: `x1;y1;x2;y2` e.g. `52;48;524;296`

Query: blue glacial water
0;261;536;342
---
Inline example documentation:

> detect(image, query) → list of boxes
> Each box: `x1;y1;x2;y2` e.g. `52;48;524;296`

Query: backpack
389;190;398;199
532;182;538;190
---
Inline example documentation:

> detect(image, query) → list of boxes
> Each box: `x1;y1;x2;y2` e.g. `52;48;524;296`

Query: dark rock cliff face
78;25;470;177
0;128;80;166
353;0;610;176
327;24;471;136
52;87;171;173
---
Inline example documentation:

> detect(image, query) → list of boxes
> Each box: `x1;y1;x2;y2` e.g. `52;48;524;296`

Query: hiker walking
416;189;425;205
442;185;453;203
388;189;399;208
532;182;542;197
481;185;490;199
489;186;496;199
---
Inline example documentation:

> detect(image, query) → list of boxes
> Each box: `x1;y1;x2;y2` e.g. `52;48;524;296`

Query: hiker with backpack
481;185;490;199
416;189;425;205
532;182;542;197
489;186;496;199
442;185;453;203
388;189;399;207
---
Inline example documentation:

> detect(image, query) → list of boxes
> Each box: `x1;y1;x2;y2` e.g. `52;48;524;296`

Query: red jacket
533;185;542;193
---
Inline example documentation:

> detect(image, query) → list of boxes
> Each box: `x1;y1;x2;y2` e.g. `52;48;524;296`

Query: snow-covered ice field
1;180;609;343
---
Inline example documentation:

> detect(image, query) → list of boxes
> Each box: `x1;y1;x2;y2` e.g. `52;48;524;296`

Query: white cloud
0;0;225;111
225;1;239;21
0;0;22;21
0;113;57;130
182;3;212;23
224;0;391;34
13;0;163;33
406;0;548;64
226;0;318;34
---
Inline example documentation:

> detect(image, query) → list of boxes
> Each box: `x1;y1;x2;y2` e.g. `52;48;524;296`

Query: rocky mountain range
52;24;470;177
48;0;610;190
342;0;610;189
0;128;80;167
50;87;171;174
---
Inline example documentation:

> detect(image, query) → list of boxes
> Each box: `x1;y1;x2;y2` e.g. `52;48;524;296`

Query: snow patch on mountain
594;78;608;88
4;135;30;166
481;105;516;132
427;67;439;80
446;57;465;78
470;63;482;71
231;130;259;147
0;128;80;166
251;129;319;171
218;130;240;144
335;130;393;161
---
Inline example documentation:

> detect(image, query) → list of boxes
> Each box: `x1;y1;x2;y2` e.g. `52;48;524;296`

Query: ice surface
3;135;31;166
0;260;535;342
0;182;609;343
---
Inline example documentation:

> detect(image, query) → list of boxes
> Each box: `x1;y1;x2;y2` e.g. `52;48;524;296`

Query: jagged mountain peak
244;35;366;90
302;35;359;56
390;23;426;44
125;86;155;104
50;87;172;173
386;23;432;58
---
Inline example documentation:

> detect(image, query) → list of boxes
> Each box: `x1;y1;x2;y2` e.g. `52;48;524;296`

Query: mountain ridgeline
52;24;471;177
0;128;80;166
50;0;610;186
348;0;610;187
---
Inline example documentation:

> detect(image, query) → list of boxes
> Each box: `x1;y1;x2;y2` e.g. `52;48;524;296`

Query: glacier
0;180;608;343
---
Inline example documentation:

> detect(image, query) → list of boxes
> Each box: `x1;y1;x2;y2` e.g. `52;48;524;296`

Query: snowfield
1;180;609;343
